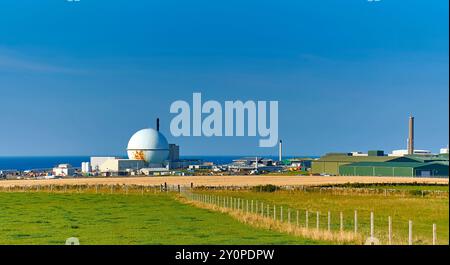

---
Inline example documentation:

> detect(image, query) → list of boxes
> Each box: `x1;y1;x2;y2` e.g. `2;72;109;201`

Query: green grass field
0;192;322;245
199;185;449;245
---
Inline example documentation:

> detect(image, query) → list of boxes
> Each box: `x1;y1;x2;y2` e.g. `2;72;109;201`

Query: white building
99;159;146;175
53;164;75;177
440;147;449;154
389;149;432;156
81;162;91;173
90;157;120;172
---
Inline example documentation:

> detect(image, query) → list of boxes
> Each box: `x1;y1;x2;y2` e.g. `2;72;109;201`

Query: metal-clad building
339;161;449;177
311;154;394;175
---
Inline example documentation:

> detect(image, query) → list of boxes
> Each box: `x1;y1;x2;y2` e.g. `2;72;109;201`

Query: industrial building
339;161;449;177
99;159;147;176
311;151;393;175
312;116;449;177
82;118;200;176
53;164;75;177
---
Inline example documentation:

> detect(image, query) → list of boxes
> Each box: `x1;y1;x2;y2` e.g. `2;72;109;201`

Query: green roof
403;155;449;163
341;161;447;168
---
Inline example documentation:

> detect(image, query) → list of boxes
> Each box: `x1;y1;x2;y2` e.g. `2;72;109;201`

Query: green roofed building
311;152;449;176
339;161;449;177
311;152;395;175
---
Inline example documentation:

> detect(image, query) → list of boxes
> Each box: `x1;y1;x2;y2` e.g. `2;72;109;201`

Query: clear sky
0;0;448;156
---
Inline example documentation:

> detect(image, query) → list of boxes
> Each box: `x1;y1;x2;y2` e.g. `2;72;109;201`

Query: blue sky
0;0;448;156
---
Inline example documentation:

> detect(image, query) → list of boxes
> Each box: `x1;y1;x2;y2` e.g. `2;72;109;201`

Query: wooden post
141;186;144;196
251;200;254;213
328;211;331;231
408;220;413;245
354;210;358;233
296;210;299;226
256;201;258;213
125;185;128;195
273;205;276;220
306;210;309;229
316;211;320;230
261;202;264;216
280;206;283;222
246;200;249;213
340;212;343;232
110;185;113;194
237;198;240;210
370;212;374;238
433;224;436;245
267;204;269;217
388;216;392;245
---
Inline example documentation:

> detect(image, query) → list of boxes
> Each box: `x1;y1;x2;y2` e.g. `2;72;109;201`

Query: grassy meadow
0;192;322;245
198;185;449;245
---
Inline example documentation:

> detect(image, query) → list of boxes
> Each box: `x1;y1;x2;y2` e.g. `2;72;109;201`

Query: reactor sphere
127;128;169;164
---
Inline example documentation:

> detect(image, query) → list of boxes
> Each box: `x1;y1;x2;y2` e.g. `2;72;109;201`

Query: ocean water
0;155;306;171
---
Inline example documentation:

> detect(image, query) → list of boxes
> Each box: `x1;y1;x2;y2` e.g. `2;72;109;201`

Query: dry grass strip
177;195;363;244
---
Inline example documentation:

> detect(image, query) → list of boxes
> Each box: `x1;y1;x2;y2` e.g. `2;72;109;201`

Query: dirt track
0;175;447;187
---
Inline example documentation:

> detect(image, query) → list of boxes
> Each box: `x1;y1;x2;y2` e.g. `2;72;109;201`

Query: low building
339;161;449;177
99;159;146;176
390;149;432;156
90;156;121;172
53;164;75;177
140;167;171;176
311;151;394;175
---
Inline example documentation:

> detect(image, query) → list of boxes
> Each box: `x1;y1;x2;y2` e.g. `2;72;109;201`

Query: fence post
433;224;436;245
246;200;249;213
306;210;309;229
261;202;264;216
370;212;374;238
267;204;269;217
328;211;331;231
340;212;343;232
273;205;276;220
316;211;320;230
388;216;392;245
408;220;413;245
280;206;283;222
354;210;358;233
251;200;254;213
296;210;299;226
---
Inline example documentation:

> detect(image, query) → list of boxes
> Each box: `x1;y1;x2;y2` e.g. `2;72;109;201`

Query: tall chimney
156;118;160;132
407;116;414;155
279;140;283;162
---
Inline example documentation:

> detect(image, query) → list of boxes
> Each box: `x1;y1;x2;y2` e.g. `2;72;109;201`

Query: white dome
127;128;169;164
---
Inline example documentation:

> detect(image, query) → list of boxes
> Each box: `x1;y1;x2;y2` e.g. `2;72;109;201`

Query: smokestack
156;118;160;132
408;116;414;155
279;140;283;162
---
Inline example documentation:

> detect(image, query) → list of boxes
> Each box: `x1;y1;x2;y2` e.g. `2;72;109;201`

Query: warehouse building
311;151;394;175
339;161;449;177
